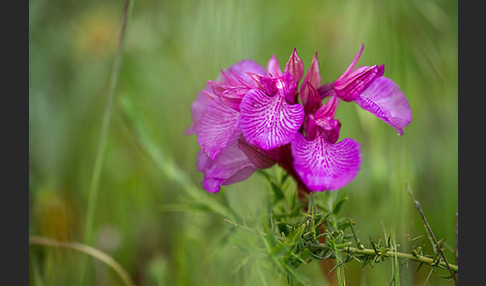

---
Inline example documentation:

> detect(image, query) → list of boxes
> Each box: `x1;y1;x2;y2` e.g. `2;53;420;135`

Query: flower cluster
186;44;412;193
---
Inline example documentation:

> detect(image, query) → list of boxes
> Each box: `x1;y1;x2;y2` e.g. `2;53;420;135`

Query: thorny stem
335;246;458;272
406;183;458;285
414;200;458;284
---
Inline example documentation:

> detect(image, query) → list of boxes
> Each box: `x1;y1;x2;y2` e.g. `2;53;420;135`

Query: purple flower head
187;45;411;193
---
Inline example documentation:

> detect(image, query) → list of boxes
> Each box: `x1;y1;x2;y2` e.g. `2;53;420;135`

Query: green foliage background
29;0;457;285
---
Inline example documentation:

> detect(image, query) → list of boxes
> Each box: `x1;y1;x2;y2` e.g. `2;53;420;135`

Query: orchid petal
354;77;412;135
315;94;339;120
222;60;266;87
185;89;213;135
276;72;298;103
315;117;341;144
267;54;282;77
188;60;264;135
334;44;384;101
334;64;385;101
342;43;364;76
291;133;361;191
240;89;304;150
237;139;280;169
313;96;341;143
219;86;252;111
284;48;304;84
196;97;241;160
300;52;321;107
317;82;336;99
197;142;256;193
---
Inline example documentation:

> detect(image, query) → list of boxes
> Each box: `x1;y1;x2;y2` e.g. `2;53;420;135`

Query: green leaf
270;181;285;202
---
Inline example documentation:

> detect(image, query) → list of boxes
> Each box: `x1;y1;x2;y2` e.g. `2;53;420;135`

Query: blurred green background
29;0;457;285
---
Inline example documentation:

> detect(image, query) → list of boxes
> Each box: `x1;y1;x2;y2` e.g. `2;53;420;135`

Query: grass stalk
80;0;133;284
29;236;133;286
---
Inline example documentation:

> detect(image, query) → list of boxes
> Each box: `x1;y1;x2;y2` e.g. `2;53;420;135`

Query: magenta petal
301;82;322;118
237;139;280;169
315;94;339;120
284;48;304;84
197;142;256;193
354;77;412;135
267;55;282;77
300;52;321;107
240;89;304;150
219;86;252;111
185;89;213;135
334;44;385;101
342;43;365;76
291;133;361;191
334;65;385;101
196;97;241;160
222;60;266;87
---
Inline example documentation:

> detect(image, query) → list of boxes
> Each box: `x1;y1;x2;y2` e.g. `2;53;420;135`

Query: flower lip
239;88;304;150
291;133;361;192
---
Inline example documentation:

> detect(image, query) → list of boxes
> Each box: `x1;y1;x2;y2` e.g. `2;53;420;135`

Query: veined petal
237;139;280;169
291;133;361;191
267;54;282;77
197;142;256;193
185;89;213;135
315;94;339;120
315;117;341;144
354;77;412;135
222;60;266;87
342;43;364;76
334;64;385;101
196;97;241;160
303;81;322;115
300;52;321;107
240;89;304;150
317;82;336;99
219;86;252;111
259;72;297;102
188;60;265;135
334;44;384;101
284;48;304;84
276;72;298;103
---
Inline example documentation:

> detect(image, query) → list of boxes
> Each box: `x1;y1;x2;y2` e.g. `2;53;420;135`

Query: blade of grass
29;236;133;286
80;0;134;284
84;0;133;245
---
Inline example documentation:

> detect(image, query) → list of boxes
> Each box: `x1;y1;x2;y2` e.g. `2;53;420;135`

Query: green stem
80;0;133;284
84;0;132;245
337;246;458;273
